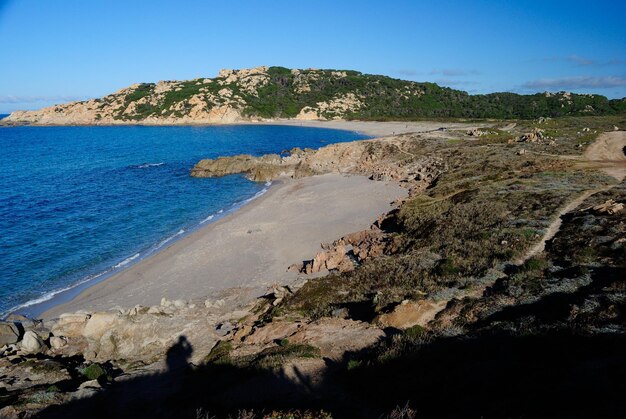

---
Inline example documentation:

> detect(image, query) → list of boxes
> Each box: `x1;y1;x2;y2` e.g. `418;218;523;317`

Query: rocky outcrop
374;299;448;330
0;322;20;346
518;127;546;143
591;199;624;215
192;136;445;192
290;222;399;275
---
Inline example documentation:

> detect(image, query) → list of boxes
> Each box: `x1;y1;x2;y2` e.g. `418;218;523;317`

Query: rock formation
191;135;445;195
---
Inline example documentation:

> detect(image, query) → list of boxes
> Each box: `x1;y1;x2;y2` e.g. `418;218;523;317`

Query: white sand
241;119;488;137
43;174;406;318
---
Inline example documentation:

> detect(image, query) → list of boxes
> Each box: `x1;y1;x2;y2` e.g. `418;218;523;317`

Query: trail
582;131;626;181
516;130;625;264
426;130;625;324
513;187;610;265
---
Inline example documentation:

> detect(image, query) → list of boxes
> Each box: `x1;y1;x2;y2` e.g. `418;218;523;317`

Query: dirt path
582;131;626;181
428;131;625;323
515;130;625;265
513;187;610;265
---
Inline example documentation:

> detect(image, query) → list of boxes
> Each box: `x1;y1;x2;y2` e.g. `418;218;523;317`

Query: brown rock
52;312;91;338
83;312;120;340
289;318;384;359
591;199;624;215
244;321;303;345
0;322;20;346
375;299;448;329
20;330;46;353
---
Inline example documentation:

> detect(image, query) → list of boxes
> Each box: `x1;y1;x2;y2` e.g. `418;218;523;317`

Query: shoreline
0;118;485;137
10;181;275;319
39;173;407;319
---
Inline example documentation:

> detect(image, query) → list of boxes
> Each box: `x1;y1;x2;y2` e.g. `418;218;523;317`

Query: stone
592;199;624;215
205;299;225;309
5;314;37;329
244;321;302;345
52;312;90;338
289;318;384;359
172;299;186;308
69;385;101;400
50;336;67;350
79;379;102;389
517;148;527;155
233;324;253;341
215;322;234;337
0;322;20;346
518;128;544;143
127;305;148;316
21;330;46;353
466;128;485;137
83;312;120;340
331;308;349;319
375;299;447;329
147;306;162;314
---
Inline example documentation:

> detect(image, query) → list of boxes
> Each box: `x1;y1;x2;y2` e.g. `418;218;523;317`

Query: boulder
375;299;447;329
244;321;303;345
50;336;67;350
518;128;545;143
289;318;384;359
52;312;90;337
172;299;186;309
127;305;148;316
20;330;46;353
592;199;624;215
5;314;37;329
0;322;20;346
83;312;120;340
215;322;234;337
466;128;485;137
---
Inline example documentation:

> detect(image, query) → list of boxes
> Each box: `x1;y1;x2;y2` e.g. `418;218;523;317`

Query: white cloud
522;76;626;90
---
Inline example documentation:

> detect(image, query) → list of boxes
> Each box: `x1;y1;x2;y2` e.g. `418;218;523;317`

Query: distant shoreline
0;118;484;137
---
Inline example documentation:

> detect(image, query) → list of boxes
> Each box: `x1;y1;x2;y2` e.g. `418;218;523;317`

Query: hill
4;66;626;125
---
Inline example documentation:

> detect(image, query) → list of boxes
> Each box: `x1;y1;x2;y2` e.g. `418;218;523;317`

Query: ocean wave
130;162;165;169
157;229;185;247
3;250;146;317
113;253;140;269
200;214;214;224
2;270;108;317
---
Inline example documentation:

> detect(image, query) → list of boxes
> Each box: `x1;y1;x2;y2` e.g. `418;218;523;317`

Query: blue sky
0;0;624;113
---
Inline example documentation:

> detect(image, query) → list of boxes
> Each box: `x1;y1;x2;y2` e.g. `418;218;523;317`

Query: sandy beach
42;173;406;318
249;119;488;137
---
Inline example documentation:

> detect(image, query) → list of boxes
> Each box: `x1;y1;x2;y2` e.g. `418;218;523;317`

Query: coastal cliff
4;66;626;125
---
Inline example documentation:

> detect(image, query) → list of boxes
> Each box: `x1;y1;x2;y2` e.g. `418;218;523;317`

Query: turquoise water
0;124;366;316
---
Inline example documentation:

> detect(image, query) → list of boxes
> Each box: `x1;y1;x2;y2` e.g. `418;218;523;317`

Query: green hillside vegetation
104;66;625;121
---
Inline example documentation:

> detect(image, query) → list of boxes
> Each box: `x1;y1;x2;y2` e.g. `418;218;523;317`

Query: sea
0;120;367;316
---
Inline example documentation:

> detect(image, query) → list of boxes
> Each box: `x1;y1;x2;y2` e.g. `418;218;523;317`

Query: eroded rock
0;322;20;346
20;331;46;353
